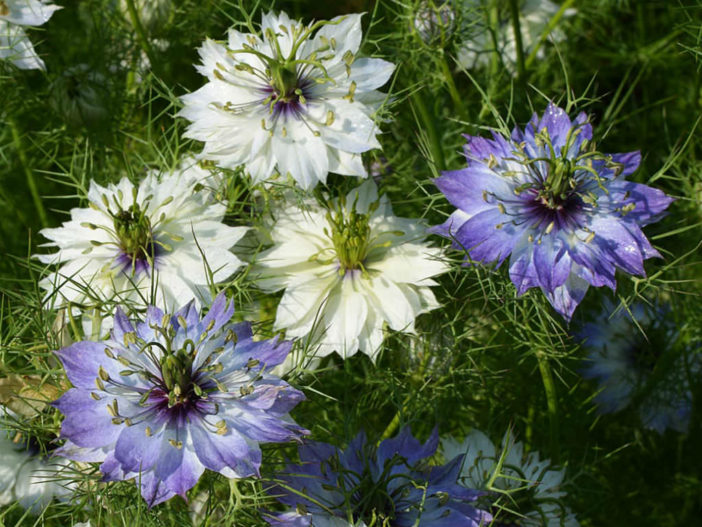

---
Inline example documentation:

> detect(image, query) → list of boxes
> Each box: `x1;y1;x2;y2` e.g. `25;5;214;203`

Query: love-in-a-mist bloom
179;11;395;190
431;103;673;320
458;0;574;73
266;427;492;527
442;430;578;527
579;301;697;433
255;180;448;363
0;410;76;513
0;0;60;70
53;294;308;506
36;169;247;316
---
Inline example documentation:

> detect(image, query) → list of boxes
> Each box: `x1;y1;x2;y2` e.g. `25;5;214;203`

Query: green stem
9;118;48;228
411;90;445;171
440;54;466;119
124;0;156;73
536;350;559;462
524;0;575;70
479;1;501;122
379;349;432;442
508;0;526;83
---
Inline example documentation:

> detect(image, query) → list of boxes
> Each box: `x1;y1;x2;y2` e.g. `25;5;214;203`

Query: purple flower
431;103;673;320
579;301;697;433
265;427;491;527
52;294;308;506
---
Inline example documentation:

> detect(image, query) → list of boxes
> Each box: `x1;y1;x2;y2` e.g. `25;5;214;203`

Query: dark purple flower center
262;74;314;117
521;186;585;233
112;205;159;274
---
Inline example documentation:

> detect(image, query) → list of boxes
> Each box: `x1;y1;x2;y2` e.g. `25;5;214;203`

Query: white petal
349;58;395;92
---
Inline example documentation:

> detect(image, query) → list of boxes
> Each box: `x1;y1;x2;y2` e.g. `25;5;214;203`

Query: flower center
269;62;304;104
326;201;374;275
159;341;202;407
112;204;156;266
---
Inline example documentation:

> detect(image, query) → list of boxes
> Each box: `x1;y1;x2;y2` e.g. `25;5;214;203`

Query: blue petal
191;422;261;478
54;389;122;448
543;274;590;320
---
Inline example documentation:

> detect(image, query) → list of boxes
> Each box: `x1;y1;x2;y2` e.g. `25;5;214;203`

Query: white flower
0;0;61;70
442;430;579;527
0;414;75;513
254;180;447;363
179;11;395;190
36;167;247;317
458;0;574;73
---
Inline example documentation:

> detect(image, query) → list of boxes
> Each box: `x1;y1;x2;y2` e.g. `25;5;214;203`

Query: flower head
458;0;574;74
266;427;492;527
52;294;308;506
0;0;61;70
37;168;247;316
179;11;395;190
255;180;448;363
442;429;578;526
431;103;673;320
579;301;697;433
0;410;76;513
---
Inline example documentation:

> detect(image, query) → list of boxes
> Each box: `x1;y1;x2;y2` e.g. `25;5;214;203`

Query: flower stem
440;54;466;119
536;350;559;462
524;0;575;70
9;118;48;228
508;0;527;84
411;90;446;171
124;0;156;73
379;348;432;441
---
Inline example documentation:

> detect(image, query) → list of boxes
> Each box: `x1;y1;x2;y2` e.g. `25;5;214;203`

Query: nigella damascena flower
579;301;698;433
442;430;578;526
36;168;247;317
178;11;395;190
52;294;308;506
266;427;492;526
0;0;61;70
457;0;575;74
255;180;448;363
0;410;76;513
431;102;673;320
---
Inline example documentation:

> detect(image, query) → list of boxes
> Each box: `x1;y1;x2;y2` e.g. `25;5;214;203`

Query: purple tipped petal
54;390;122;448
56;341;118;389
112;308;136;343
611;151;641;175
544;275;590;321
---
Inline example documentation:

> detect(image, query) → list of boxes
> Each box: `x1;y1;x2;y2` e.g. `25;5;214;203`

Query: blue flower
579;301;697;433
52;294;308;506
431;103;673;320
265;427;491;527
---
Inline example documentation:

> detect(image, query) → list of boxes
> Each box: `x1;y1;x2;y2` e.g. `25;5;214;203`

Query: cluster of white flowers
36;9;444;371
0;0;60;70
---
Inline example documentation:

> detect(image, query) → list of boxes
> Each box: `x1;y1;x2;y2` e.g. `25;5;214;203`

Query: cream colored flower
255;180;447;363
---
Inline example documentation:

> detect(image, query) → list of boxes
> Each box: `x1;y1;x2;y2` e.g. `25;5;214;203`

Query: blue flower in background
53;294;308;506
266;427;492;527
579;301;697;433
431;103;673;320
